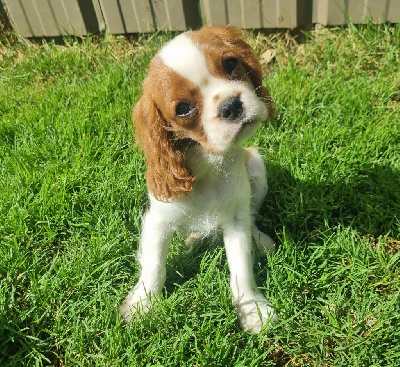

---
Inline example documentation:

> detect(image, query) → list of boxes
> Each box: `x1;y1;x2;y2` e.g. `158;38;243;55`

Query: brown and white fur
120;26;277;333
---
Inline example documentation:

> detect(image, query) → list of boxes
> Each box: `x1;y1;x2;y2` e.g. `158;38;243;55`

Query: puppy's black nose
219;97;243;121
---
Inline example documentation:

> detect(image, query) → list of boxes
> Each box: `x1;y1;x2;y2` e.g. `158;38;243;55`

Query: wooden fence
1;0;399;38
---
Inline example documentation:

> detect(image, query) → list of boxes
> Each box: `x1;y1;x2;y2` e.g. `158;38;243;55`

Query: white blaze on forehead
158;33;210;86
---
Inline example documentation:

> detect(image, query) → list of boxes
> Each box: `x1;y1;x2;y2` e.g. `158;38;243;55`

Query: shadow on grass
260;162;399;244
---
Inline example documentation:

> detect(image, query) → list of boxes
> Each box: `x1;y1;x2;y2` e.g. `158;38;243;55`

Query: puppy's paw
236;299;278;333
119;292;152;323
184;232;201;253
252;225;276;256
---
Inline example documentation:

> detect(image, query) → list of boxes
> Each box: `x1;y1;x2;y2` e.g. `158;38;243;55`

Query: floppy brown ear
213;26;275;121
133;93;195;201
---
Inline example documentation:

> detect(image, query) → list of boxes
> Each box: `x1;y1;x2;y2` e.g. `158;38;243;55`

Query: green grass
0;23;399;366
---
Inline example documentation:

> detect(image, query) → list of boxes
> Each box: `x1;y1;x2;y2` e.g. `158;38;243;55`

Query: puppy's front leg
120;211;172;322
223;216;277;333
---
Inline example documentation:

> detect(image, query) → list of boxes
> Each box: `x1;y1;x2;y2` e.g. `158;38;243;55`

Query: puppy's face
141;26;274;154
133;26;274;200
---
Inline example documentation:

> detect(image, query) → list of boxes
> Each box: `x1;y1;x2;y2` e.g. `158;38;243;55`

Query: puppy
120;26;277;333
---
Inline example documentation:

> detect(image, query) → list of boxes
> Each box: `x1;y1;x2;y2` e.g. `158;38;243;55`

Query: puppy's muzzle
219;96;243;121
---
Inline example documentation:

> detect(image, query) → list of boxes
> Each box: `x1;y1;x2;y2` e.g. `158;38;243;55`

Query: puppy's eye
176;102;194;117
223;57;239;74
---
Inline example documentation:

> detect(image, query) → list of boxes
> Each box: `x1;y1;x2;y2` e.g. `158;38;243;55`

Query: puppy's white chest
181;152;250;233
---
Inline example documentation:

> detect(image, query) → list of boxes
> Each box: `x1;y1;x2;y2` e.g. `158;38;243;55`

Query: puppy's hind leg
245;148;276;255
185;232;201;253
252;223;275;255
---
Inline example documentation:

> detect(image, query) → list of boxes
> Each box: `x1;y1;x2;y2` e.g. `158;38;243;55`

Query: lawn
0;22;399;366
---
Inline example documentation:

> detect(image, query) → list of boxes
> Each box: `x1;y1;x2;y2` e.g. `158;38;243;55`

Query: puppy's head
134;26;274;201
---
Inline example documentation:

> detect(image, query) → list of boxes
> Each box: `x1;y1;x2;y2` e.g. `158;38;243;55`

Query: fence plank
313;0;400;25
199;0;312;28
99;0;200;33
2;0;104;37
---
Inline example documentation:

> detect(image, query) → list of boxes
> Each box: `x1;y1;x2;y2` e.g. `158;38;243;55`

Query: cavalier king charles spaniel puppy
120;26;277;333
